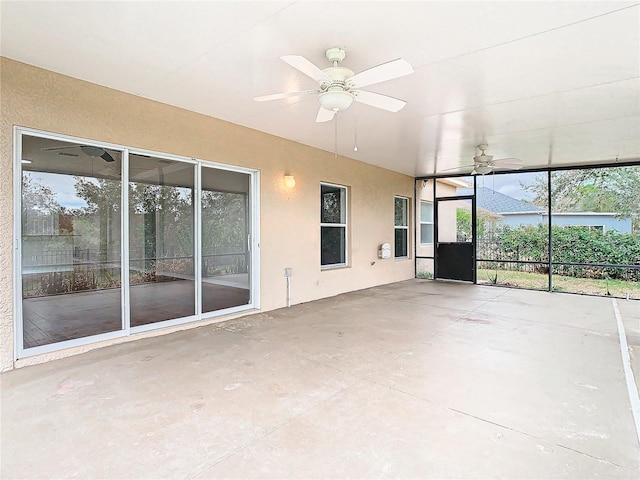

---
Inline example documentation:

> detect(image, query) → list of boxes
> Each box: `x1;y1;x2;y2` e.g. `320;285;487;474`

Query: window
562;225;604;232
420;201;434;244
321;183;347;267
394;196;409;258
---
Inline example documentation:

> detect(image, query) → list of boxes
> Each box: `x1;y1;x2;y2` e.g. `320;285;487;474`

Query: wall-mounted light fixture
284;175;296;188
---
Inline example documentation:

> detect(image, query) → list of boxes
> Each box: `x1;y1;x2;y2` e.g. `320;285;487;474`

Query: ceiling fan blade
100;150;115;163
354;90;407;112
316;106;336;123
493;164;523;171
281;55;330;83
41;145;78;151
440;164;475;173
493;157;522;168
348;58;413;88
254;89;319;102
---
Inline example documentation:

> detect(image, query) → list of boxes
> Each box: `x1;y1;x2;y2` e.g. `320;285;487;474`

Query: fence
476;238;639;282
22;248;248;298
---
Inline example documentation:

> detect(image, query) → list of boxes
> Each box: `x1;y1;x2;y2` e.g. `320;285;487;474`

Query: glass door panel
129;155;195;326
201;167;250;313
475;171;549;289
20;135;123;348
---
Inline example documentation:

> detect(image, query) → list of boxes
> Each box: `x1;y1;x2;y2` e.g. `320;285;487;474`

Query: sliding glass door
201;167;251;313
129;154;196;327
20;135;124;349
16;130;258;356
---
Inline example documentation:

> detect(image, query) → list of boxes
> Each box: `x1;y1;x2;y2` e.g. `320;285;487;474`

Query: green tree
21;173;60;229
128;183;193;272
457;207;495;239
74;177;122;260
523;166;640;233
201;191;246;254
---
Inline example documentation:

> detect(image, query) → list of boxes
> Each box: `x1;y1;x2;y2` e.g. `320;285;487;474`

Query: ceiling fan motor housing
473;153;494;164
319;65;355;111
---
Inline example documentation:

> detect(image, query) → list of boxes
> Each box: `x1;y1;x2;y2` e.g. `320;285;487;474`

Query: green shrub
478;224;640;281
416;271;433;279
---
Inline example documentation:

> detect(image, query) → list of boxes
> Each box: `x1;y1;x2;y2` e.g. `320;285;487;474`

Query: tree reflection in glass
129;155;195;327
21;135;123;348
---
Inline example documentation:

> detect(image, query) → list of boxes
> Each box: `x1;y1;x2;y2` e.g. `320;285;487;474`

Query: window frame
320;182;348;269
394;195;410;259
420;200;434;245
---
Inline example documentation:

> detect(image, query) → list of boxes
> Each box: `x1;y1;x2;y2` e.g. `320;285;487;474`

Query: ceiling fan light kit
318;88;353;112
473;165;493;175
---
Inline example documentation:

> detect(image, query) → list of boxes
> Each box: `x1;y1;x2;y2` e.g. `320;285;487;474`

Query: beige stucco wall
415;179;460;257
0;58;415;371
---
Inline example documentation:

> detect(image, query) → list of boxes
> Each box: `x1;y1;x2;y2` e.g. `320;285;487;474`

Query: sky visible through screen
28;167;543;210
474;171;542;202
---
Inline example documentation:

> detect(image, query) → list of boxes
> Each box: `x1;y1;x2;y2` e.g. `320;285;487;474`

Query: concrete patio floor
2;280;639;479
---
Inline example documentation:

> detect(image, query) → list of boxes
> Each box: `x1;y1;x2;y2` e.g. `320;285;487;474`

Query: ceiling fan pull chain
334;110;338;158
353;104;358;152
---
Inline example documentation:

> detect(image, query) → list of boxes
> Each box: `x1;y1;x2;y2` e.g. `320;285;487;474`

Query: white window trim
320;182;348;269
420;200;434;245
394;196;410;259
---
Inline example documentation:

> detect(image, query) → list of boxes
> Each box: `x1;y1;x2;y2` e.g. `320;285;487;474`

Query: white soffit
1;1;638;177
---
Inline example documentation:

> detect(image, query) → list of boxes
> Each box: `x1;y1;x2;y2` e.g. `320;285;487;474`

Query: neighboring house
458;187;632;234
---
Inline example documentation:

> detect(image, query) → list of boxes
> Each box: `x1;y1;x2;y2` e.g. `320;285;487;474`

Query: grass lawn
477;268;640;300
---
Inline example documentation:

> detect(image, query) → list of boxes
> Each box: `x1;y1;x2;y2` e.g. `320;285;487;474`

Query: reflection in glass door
20;135;123;348
129;154;195;327
201;167;251;313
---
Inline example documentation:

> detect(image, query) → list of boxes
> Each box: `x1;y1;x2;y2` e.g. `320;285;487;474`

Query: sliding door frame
13;127;260;359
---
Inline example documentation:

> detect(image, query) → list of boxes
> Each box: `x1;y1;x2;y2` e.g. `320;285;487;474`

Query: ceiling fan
254;47;413;122
444;144;522;175
42;145;116;162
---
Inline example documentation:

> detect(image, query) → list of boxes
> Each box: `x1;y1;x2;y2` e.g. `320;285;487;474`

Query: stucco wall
415;179;459;256
0;58;415;371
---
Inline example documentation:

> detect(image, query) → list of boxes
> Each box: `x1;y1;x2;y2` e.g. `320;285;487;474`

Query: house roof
458;187;543;214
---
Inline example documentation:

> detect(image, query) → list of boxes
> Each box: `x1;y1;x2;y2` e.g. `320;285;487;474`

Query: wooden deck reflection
22;279;250;349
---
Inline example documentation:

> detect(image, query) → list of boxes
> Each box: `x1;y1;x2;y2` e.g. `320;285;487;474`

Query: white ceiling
2;1;639;177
